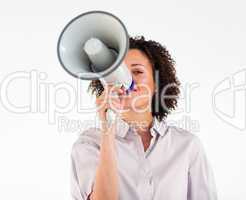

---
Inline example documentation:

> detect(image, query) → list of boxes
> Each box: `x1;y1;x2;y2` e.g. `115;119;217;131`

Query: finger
110;99;128;114
111;87;124;95
105;84;123;95
108;98;121;110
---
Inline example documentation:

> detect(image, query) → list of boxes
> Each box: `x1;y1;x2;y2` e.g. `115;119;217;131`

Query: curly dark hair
87;36;180;121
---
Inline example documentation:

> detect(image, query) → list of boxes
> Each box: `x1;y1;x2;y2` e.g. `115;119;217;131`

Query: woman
71;36;217;200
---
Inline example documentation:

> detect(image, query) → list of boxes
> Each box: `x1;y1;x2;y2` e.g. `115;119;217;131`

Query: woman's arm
89;86;124;200
89;126;119;200
187;136;218;200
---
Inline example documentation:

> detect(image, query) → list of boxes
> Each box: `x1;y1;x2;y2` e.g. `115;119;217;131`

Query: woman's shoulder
168;125;196;138
167;125;203;150
165;125;207;166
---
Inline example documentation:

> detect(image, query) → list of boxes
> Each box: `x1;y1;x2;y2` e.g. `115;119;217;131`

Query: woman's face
119;49;155;113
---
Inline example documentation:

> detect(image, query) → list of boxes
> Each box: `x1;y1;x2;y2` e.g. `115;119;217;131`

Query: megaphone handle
106;108;117;126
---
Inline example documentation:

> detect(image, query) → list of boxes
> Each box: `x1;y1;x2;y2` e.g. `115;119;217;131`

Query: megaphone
57;10;134;92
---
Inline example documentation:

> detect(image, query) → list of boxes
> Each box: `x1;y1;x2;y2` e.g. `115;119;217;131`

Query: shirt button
149;177;153;185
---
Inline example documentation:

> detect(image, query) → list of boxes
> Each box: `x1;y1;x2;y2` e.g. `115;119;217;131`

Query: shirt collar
115;116;168;138
150;117;168;137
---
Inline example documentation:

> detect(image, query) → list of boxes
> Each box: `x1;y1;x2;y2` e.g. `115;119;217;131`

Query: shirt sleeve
187;136;218;200
70;128;100;200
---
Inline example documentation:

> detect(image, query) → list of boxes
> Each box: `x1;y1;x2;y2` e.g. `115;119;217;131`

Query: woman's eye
132;71;143;75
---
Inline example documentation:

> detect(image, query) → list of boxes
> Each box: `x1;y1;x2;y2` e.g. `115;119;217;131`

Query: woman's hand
95;84;125;131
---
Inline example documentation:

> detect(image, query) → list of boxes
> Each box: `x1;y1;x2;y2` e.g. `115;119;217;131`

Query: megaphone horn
57;10;135;92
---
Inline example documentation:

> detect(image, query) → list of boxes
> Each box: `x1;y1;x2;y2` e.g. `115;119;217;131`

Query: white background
0;0;246;199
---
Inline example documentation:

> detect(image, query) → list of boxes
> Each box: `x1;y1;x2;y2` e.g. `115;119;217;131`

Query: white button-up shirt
71;117;217;200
